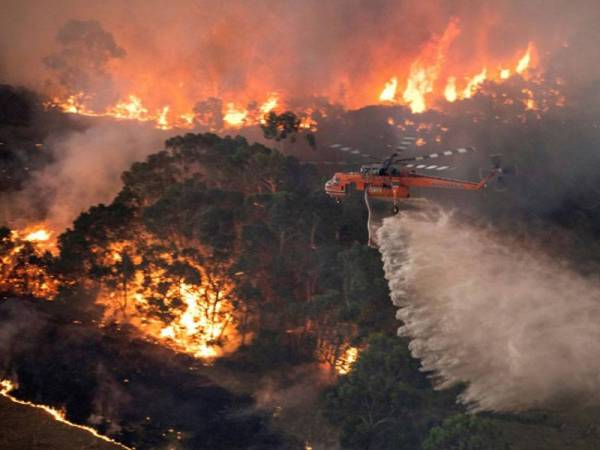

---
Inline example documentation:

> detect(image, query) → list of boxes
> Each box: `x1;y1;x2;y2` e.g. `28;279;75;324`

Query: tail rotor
480;154;518;192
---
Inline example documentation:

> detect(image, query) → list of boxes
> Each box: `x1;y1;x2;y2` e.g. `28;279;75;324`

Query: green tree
422;415;510;450
324;334;457;450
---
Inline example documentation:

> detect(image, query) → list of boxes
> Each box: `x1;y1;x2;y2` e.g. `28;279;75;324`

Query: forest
2;45;600;449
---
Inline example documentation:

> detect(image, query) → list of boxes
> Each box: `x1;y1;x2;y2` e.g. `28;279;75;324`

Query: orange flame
335;346;359;375
516;43;533;74
98;241;241;361
45;24;542;123
259;95;279;114
108;95;149;121
223;103;248;128
24;228;52;242
463;68;487;98
444;76;457;102
379;77;398;102
402;19;461;113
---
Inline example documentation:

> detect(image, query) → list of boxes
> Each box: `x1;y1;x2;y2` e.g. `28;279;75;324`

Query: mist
377;205;600;412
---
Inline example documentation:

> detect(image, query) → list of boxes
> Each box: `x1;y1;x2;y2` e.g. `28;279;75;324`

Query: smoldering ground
377;205;600;412
0;298;287;449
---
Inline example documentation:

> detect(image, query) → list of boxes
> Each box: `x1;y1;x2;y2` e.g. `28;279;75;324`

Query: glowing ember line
0;380;131;449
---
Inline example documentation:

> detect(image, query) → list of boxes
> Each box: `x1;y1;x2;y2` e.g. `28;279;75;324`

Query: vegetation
3;72;600;448
324;334;459;450
422;415;510;450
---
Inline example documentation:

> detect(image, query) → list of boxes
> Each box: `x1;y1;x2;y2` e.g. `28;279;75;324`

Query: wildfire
444;76;457;103
259;95;279;115
24;228;51;243
334;346;359;375
379;77;398;102
403;67;434;113
522;88;537;110
108;95;149;121
46;33;541;127
156;106;171;130
49;89;316;132
98;241;241;361
158;282;235;359
463;68;488;98
402;19;460;113
223;103;249;128
0;380;130;449
299;109;319;131
1;227;59;299
379;33;537;112
516;43;533;74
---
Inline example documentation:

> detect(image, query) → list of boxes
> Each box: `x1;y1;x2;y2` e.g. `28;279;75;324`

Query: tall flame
516;43;533;74
463;68;487;98
444;76;457;102
402;19;461;113
379;77;398;102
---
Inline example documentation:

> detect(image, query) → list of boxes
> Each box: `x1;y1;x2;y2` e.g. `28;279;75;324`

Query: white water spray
377;205;600;412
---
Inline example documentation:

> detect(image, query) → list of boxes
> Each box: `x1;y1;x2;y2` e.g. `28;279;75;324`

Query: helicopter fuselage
324;169;493;203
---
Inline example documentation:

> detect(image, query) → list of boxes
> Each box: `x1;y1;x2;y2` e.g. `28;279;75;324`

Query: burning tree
0;226;59;300
53;133;327;361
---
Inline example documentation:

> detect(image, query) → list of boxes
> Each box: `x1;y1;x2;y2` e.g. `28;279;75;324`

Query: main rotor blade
396;146;476;163
302;161;363;165
395;163;455;172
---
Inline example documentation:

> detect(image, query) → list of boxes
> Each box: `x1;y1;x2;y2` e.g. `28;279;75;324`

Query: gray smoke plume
377;204;600;412
7;121;164;232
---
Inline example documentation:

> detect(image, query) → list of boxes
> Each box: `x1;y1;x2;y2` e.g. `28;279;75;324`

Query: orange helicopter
324;147;513;213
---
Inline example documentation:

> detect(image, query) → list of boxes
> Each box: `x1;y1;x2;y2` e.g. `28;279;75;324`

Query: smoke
0;300;46;376
11;122;163;232
377;205;600;412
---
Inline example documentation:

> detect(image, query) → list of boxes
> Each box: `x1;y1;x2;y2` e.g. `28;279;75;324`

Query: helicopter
324;147;515;214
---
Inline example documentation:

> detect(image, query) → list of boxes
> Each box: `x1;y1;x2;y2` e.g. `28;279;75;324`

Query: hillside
0;396;122;450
